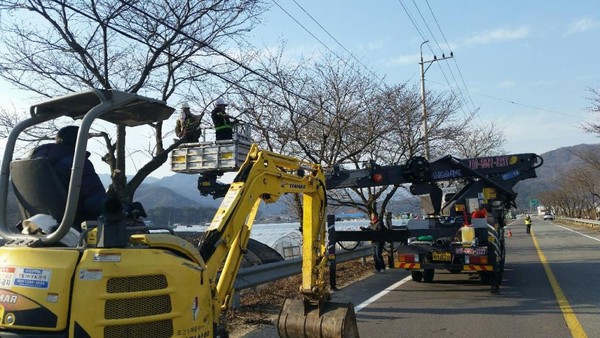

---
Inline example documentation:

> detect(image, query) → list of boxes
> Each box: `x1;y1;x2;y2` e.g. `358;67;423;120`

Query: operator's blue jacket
31;143;108;224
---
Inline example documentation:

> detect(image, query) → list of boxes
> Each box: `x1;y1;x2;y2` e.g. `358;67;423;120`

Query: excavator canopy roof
30;89;174;126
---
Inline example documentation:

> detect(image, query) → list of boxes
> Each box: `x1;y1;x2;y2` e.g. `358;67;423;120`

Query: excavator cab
0;89;174;245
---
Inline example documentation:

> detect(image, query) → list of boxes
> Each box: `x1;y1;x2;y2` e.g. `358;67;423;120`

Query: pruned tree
443;117;506;158
234;46;470;219
0;0;265;202
583;86;600;135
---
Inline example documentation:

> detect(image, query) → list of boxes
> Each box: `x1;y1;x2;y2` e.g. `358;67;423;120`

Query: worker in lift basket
210;98;239;141
175;102;202;143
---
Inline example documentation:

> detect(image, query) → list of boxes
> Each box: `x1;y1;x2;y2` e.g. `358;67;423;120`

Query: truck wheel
423;269;435;282
411;270;423;282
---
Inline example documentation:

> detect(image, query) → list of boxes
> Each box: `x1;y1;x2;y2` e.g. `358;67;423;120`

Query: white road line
355;276;412;312
553;224;600;242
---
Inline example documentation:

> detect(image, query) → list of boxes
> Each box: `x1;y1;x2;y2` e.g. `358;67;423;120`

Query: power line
411;0;473;115
52;1;408;152
48;2;342;132
288;0;386;84
271;1;348;68
424;0;477;113
427;79;593;121
398;0;469;117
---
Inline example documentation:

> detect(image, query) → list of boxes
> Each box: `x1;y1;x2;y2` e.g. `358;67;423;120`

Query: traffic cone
507;227;512;237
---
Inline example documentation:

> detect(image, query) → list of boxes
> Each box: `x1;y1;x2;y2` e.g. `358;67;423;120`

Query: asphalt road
242;216;599;337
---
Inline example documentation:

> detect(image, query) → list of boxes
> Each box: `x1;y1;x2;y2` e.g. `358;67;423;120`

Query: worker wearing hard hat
175;102;202;143
210;98;239;141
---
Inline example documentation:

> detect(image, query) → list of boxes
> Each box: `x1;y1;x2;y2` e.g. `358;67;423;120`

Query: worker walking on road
525;215;532;234
361;212;386;273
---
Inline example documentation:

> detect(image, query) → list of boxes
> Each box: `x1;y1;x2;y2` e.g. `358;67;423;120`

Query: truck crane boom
326;153;542;213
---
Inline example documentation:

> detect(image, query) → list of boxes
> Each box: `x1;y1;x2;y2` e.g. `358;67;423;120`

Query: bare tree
0;0;265;202
445;119;507;158
583;87;600;134
539;163;600;219
236;47;467;218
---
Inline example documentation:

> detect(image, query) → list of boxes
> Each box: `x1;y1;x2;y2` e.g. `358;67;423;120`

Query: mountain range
126;143;599;215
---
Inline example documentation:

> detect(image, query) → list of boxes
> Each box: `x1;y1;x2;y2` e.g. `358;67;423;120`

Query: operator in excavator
30;126;108;229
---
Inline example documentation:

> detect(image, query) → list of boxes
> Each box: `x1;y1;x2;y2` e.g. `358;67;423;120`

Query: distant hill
8;143;598;221
514;143;600;209
133;184;199;209
139;144;600;215
150;173;222;209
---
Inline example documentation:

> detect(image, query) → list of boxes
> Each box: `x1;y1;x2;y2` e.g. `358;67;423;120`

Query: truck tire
411;270;423;282
423;269;435;282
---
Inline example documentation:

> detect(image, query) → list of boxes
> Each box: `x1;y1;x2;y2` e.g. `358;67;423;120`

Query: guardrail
234;245;371;290
560;217;600;230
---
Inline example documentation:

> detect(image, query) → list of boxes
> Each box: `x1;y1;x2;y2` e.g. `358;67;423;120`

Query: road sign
530;199;539;208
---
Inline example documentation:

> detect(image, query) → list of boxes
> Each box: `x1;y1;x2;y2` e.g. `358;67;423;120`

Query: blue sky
2;1;599;178
246;0;600;156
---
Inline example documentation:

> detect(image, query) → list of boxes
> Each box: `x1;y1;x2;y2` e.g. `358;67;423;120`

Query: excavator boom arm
198;144;328;317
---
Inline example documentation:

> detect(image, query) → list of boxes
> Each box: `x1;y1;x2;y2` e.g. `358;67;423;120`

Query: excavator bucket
278;298;360;338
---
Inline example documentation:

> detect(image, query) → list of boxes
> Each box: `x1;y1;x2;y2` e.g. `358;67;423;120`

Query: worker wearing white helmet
175;101;201;143
211;97;239;141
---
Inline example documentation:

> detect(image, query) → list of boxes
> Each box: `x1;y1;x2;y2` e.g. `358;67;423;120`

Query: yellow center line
531;230;587;338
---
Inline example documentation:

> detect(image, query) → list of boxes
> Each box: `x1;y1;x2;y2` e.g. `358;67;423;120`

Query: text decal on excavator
432;169;462;180
468;156;510;170
0;267;52;289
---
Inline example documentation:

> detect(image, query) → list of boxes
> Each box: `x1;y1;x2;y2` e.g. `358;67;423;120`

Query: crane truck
327;153;543;293
0;89;358;338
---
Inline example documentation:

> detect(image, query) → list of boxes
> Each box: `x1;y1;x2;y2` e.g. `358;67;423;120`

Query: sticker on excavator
0;267;15;287
13;268;51;289
208;188;240;230
432;251;452;261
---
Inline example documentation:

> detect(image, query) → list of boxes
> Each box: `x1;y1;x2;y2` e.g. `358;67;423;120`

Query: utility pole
419;40;453;160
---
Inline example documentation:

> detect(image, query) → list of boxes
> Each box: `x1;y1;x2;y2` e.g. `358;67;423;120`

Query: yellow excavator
0;89;358;337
